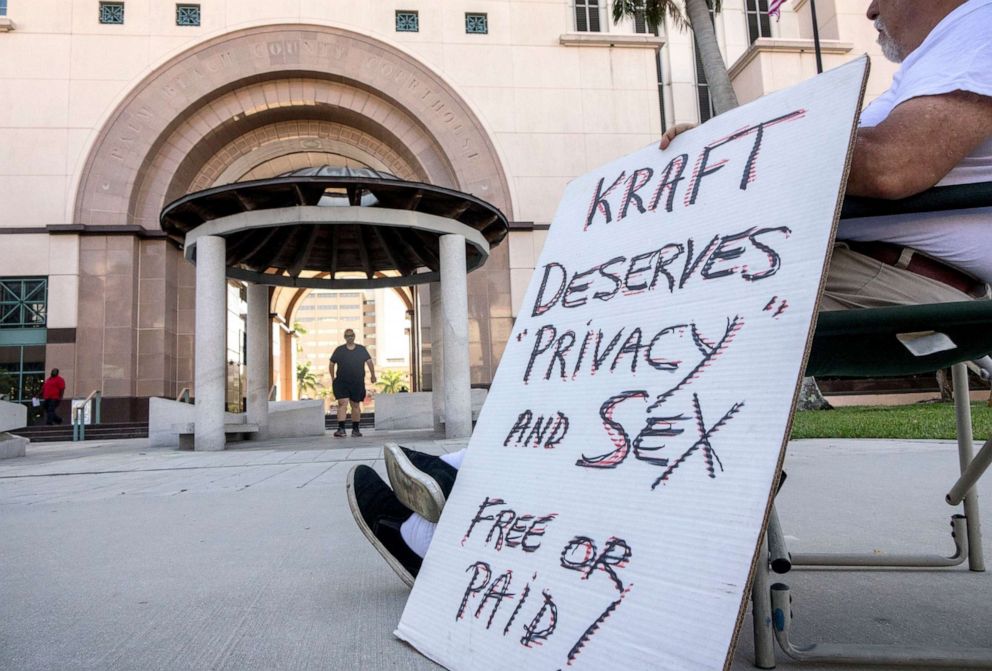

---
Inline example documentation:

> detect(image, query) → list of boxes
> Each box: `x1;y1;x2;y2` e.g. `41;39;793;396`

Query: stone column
439;235;472;438
246;282;270;439
193;235;227;451
429;282;444;433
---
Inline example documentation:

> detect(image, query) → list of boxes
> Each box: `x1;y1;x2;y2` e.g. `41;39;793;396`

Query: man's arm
847;91;992;200
329;361;336;380
366;357;376;384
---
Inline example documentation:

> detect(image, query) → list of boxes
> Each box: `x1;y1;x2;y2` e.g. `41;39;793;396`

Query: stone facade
0;0;894;419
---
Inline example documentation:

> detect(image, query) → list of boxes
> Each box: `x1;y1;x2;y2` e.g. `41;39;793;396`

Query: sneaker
352;428;363;437
346;465;421;587
333;428;347;438
384;443;457;524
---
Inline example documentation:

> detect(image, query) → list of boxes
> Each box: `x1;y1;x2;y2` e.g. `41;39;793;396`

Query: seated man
663;0;992;310
348;0;992;584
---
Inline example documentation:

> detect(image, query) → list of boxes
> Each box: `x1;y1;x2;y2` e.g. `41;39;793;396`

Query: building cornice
559;32;665;49
729;38;855;80
0;225;168;239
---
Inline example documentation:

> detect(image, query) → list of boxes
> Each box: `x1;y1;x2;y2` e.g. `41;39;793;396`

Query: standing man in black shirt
330;328;377;437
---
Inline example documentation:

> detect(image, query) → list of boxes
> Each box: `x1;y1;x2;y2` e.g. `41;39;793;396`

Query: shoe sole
345;465;415;588
383;443;446;524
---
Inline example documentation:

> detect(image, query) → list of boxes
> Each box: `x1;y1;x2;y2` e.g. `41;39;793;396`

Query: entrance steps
12;422;150;443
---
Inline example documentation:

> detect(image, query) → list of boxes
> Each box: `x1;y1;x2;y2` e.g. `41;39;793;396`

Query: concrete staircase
11;413;374;443
11;422;149;443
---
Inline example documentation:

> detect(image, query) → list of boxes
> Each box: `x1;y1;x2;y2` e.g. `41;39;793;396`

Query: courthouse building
0;0;894;421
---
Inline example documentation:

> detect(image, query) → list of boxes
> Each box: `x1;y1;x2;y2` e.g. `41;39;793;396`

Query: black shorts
333;379;366;403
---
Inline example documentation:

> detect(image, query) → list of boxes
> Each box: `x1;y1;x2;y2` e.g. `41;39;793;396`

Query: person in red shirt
41;368;65;425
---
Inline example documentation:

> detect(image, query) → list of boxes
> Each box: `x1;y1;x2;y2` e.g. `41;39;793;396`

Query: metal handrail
71;389;101;441
176;388;191;403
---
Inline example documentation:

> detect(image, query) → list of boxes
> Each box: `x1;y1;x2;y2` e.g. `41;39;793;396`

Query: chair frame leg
790;367;983;570
751;533;776;669
763;365;990;666
950;363;986;572
791;515;967;567
766;505;791;574
770;582;992;668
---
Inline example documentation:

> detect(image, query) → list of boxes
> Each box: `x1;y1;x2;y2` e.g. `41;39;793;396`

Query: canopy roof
159;167;508;285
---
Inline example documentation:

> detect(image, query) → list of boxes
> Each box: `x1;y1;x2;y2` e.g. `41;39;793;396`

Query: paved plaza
2;431;991;670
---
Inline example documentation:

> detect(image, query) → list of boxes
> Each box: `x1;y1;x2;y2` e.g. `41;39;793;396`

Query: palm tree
296;361;320;398
613;0;739;115
377;369;409;394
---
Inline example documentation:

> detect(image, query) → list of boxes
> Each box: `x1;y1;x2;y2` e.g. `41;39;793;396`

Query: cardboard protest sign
397;57;869;671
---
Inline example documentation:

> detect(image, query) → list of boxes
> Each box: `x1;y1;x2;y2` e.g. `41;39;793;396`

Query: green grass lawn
791;402;992;440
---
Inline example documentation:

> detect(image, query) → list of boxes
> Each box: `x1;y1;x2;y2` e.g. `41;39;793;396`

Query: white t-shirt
836;0;992;282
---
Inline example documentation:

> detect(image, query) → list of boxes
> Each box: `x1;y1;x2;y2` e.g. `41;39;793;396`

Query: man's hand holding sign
391;57;869;670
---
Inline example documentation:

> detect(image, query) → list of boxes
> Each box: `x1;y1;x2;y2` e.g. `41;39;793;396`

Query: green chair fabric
806;300;992;377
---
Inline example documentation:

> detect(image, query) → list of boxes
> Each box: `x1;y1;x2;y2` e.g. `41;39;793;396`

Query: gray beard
874;18;905;63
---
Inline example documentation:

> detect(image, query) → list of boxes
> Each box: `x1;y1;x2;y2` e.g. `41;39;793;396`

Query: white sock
440;447;466;470
400;513;436;558
399;447;466;557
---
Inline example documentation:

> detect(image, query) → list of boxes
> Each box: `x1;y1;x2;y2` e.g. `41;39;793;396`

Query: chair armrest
815;300;992;336
841;181;992;219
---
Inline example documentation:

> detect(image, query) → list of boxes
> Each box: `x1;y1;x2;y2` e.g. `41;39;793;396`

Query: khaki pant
820;244;990;311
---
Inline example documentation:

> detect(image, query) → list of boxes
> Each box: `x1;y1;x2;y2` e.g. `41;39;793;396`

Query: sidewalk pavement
2;430;990;670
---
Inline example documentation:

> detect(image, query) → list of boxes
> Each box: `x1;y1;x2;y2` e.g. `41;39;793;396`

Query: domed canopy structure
160;165;493;448
159;166;509;289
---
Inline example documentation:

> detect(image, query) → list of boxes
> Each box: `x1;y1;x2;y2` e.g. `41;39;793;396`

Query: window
0;345;45;402
0;278;47;328
465;13;487;34
745;0;772;43
0;1;7;17
176;3;200;26
99;2;124;24
693;42;716;123
574;0;601;32
0;279;48;402
395;10;419;32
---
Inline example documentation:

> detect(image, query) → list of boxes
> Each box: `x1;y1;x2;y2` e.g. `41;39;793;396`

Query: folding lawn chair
749;181;992;668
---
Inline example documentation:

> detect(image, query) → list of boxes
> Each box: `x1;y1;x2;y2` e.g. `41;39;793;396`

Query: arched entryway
70;24;515;411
